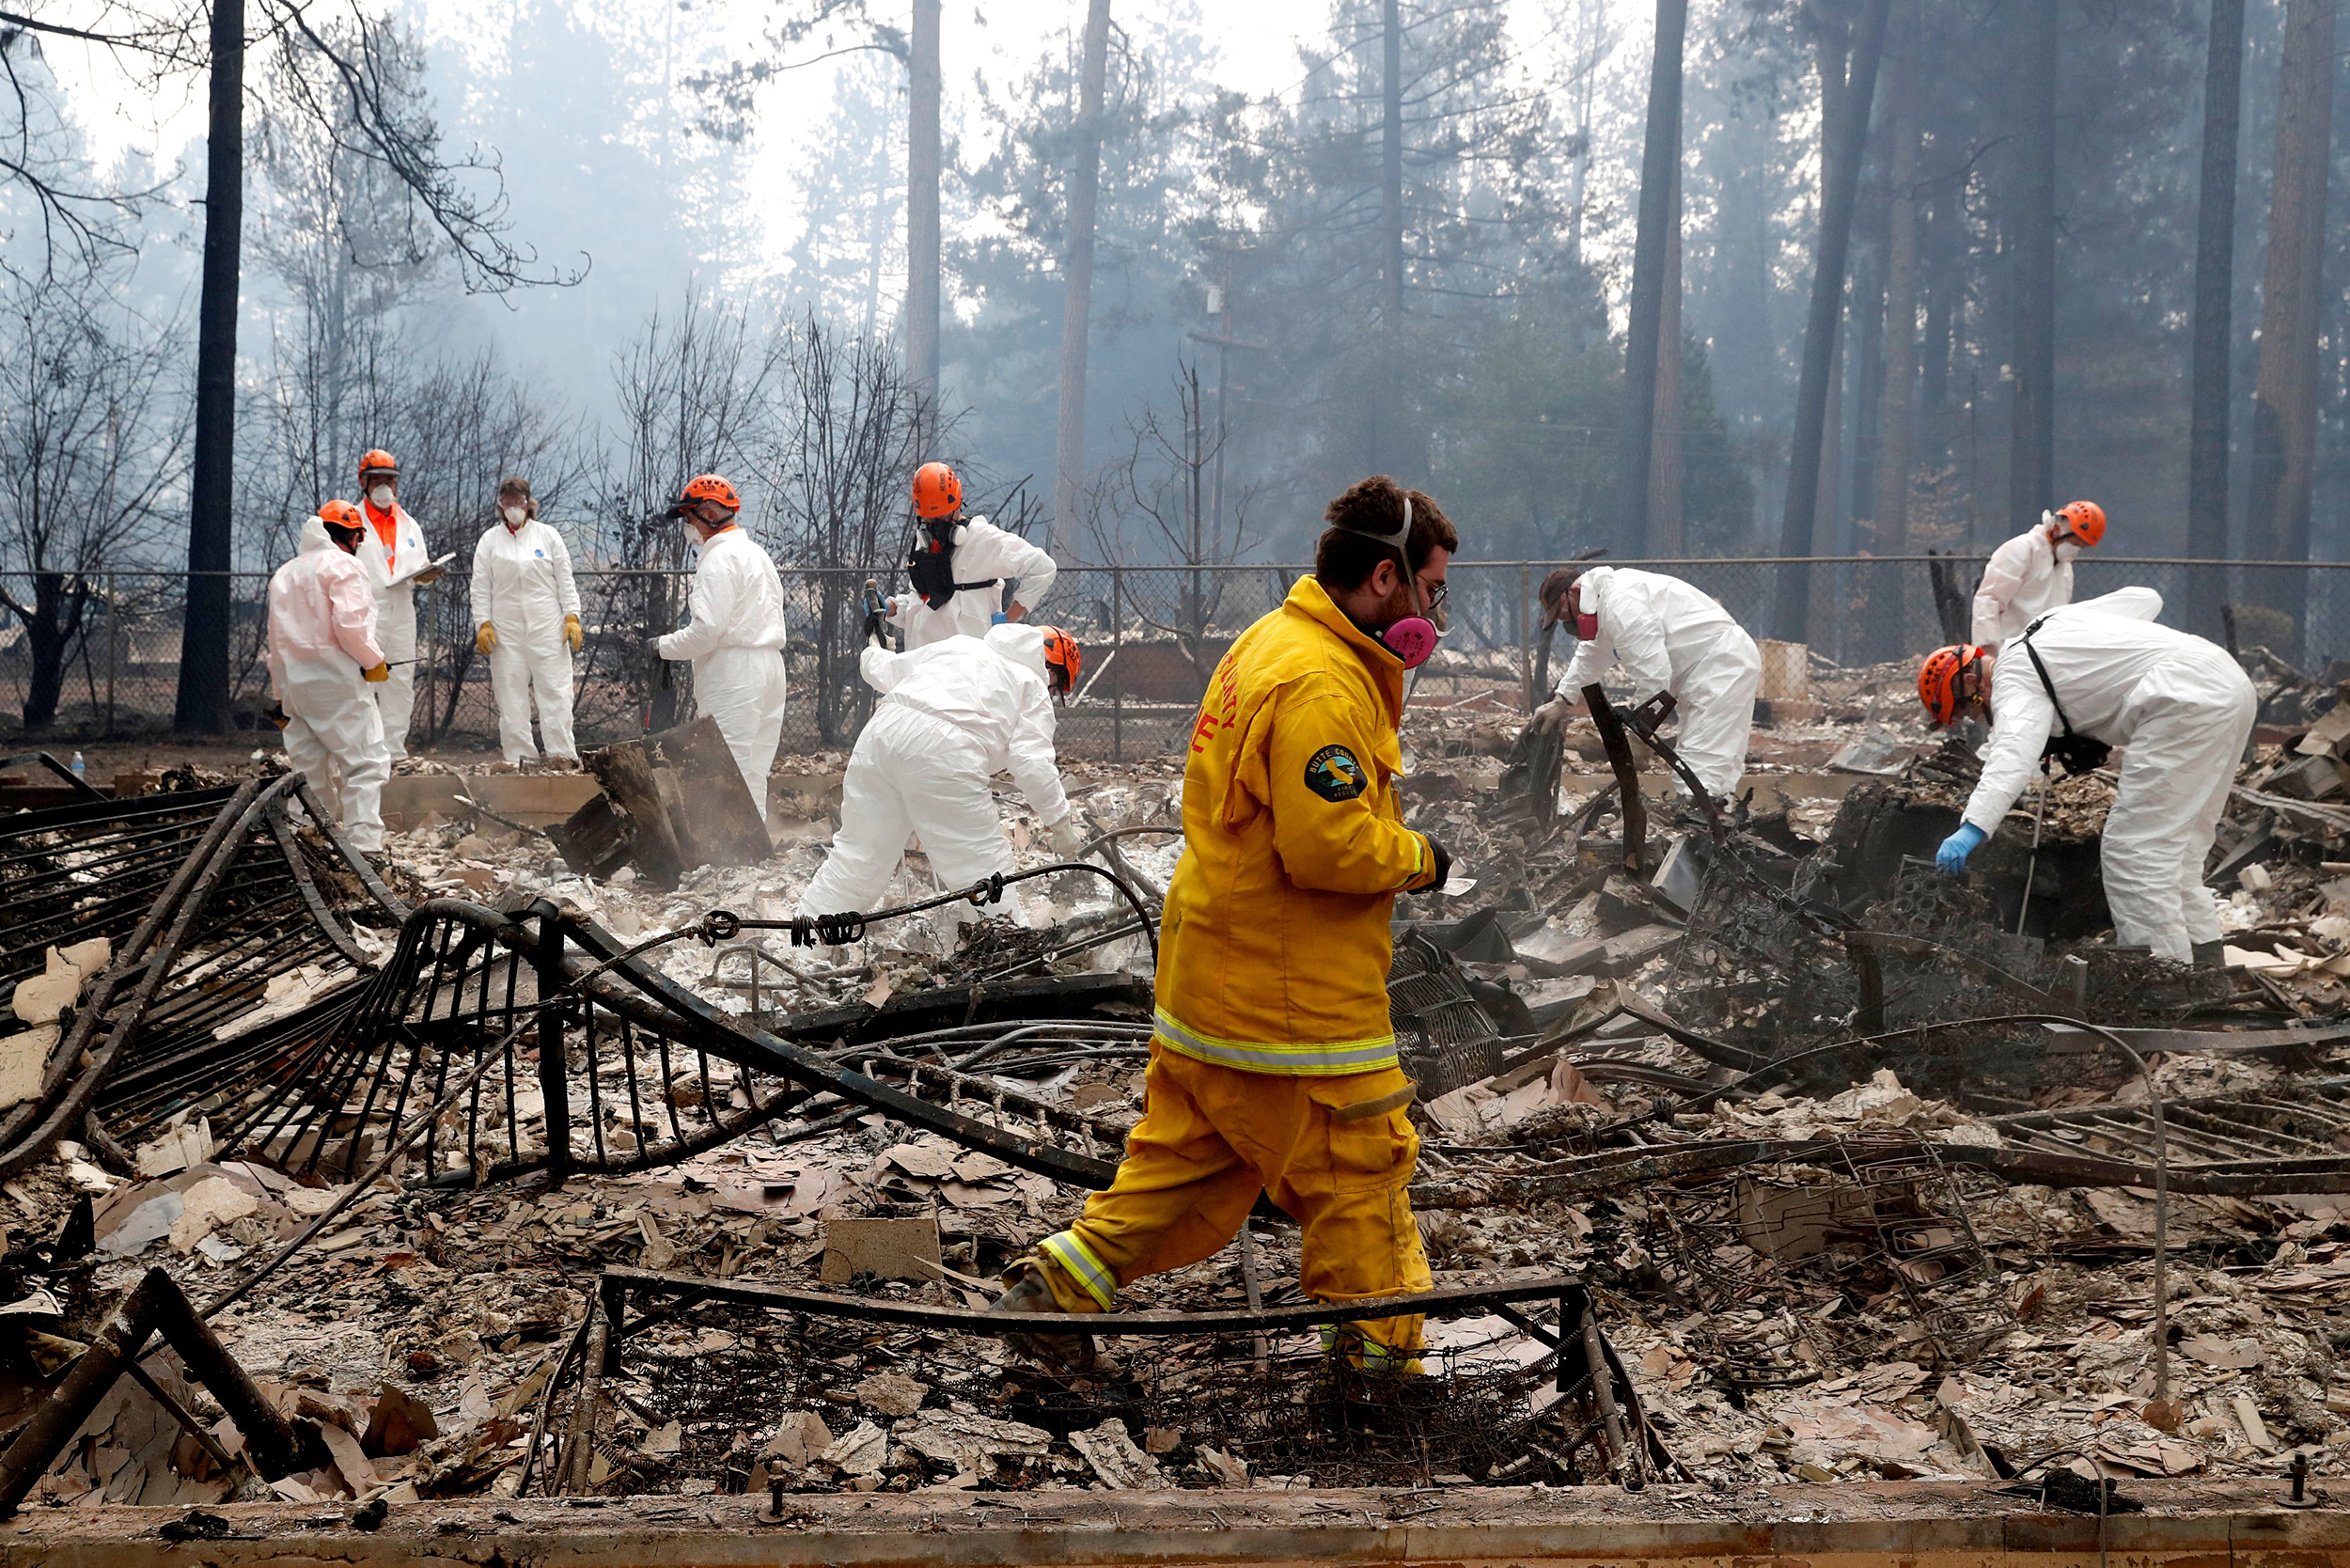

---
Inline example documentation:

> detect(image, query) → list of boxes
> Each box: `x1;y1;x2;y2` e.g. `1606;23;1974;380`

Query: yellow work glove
563;614;583;652
363;662;390;683
476;621;498;655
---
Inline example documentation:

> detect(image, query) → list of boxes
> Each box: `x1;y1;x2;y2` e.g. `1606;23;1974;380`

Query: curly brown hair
1314;475;1459;590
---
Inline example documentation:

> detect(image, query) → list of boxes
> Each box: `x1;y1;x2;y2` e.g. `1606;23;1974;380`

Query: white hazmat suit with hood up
268;516;391;852
1554;566;1763;799
1972;523;2077;651
471;516;582;763
797;624;1074;924
1961;588;2255;963
654;523;791;819
887;515;1058;648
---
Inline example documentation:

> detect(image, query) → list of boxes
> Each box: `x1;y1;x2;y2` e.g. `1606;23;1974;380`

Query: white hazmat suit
471;518;582;763
797;624;1073;924
1962;588;2255;963
654;525;791;819
268;517;391;853
887;515;1059;648
355;500;434;760
1555;566;1763;798
1971;524;2077;651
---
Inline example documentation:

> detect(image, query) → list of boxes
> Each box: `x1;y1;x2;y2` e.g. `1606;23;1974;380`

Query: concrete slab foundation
3;1481;2342;1568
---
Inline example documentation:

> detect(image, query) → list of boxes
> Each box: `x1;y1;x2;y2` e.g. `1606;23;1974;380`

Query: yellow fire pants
1031;1044;1433;1370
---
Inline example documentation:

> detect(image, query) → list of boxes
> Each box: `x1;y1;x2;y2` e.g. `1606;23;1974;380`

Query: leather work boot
990;1262;1098;1372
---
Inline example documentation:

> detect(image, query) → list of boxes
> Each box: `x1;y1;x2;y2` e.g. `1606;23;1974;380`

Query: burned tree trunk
172;0;244;737
2007;0;2057;534
1050;0;1113;560
2185;0;2247;640
1648;166;1685;557
2245;0;2335;659
1771;0;1890;645
1866;0;1919;662
1617;0;1688;560
904;0;941;401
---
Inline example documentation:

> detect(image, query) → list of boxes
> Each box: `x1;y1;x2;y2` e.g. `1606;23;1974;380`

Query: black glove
1412;836;1451;896
863;609;890;650
267;701;290;730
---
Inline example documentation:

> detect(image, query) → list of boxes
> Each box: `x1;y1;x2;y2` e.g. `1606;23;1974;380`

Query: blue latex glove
991;611;1009;624
1936;823;1987;876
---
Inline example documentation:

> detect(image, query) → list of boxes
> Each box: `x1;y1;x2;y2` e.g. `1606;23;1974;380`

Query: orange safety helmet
912;462;963;521
2053;499;2106;548
358;448;399;480
1039;625;1081;696
318;499;363;529
1918;644;1988;729
676;473;742;513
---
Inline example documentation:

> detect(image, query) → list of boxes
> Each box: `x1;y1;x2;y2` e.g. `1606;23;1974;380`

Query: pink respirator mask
1371;493;1442;669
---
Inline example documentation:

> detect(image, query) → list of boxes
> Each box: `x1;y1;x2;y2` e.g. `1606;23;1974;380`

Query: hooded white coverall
1962;588;2255;963
654;525;791;819
1554;565;1763;799
1972;525;2077;651
886;516;1059;648
797;624;1073;923
355;500;433;760
268;517;391;853
470;519;582;764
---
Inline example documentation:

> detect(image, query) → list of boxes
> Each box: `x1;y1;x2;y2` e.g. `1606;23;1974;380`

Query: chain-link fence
4;557;2348;760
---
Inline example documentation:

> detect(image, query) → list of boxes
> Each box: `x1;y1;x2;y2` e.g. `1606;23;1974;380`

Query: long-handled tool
2015;766;2050;936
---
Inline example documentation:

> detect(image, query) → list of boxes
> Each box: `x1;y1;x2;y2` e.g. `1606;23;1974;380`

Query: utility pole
174;0;244;735
1051;0;1113;559
2186;0;2247;637
1617;0;1688;560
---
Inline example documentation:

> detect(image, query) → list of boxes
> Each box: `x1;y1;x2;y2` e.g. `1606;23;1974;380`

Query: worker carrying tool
651;474;791;820
353;448;447;761
794;617;1084;927
1972;500;2106;651
889;461;1058;647
1528;565;1762;800
470;477;584;766
1919;587;2253;966
266;502;392;855
993;474;1457;1376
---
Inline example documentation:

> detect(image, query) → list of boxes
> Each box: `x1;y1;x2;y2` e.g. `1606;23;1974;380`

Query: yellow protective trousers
1034;1044;1433;1368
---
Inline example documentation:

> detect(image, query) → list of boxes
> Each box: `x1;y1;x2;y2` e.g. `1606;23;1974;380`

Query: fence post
104;572;117;739
1111;565;1124;764
1518;563;1533;713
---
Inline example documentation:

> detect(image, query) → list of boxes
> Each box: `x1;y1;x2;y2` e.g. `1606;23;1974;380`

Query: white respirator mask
502;505;527;527
368;484;396;510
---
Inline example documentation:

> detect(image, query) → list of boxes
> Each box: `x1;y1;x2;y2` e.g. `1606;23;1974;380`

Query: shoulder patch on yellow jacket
1302;744;1367;802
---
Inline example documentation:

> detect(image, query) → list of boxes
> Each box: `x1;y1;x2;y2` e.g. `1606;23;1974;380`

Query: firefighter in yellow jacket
995;475;1458;1372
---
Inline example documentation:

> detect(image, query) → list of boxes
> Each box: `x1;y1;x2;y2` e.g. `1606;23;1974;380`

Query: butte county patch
1302;744;1368;802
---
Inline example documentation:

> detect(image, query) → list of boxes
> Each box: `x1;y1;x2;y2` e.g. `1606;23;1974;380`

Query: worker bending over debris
1919;587;2253;965
267;502;392;854
353;448;447;760
796;620;1084;927
651;475;791;820
1529;564;1762;800
470;476;583;766
995;475;1455;1375
1972;499;2105;651
890;461;1058;647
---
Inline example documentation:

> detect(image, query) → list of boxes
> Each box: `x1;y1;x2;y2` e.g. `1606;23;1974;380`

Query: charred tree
1616;0;1688;559
905;0;941;402
1772;0;1890;645
1381;0;1405;322
2185;0;2246;639
1648;165;1684;557
2246;0;2335;654
1866;0;1919;661
2007;0;2056;534
173;0;244;736
1050;0;1112;559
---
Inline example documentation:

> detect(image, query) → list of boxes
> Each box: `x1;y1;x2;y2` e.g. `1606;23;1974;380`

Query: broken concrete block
12;970;77;1027
852;1371;927;1418
819;1420;887;1477
165;1175;258;1252
1068;1418;1158;1489
760;1410;835;1469
894;1411;1052;1473
820;1215;942;1284
0;1026;57;1111
1593;923;1682;977
2268;751;2350;801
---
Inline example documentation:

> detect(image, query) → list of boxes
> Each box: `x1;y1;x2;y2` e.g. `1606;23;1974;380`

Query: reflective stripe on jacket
1154;574;1439;1074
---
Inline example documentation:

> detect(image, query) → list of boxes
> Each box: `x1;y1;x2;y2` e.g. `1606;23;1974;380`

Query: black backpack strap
2017;617;2079;739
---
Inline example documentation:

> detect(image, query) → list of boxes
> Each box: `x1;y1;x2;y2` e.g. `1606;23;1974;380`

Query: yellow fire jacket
1153;574;1441;1074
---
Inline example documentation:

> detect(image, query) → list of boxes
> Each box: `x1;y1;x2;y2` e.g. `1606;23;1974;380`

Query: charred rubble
0;660;2348;1511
